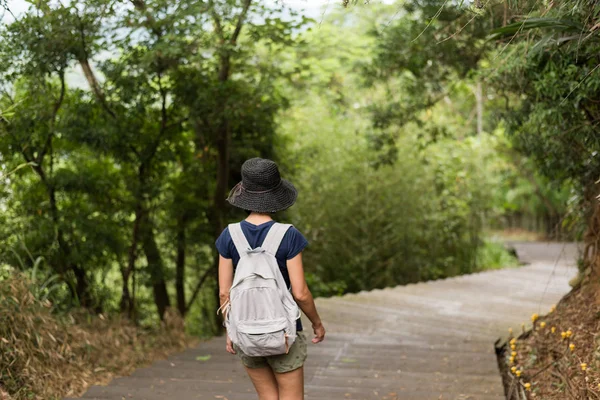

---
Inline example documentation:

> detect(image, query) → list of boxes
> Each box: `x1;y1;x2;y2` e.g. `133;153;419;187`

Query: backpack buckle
246;247;266;255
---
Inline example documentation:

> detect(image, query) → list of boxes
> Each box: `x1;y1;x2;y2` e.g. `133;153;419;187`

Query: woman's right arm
218;255;236;354
287;252;326;343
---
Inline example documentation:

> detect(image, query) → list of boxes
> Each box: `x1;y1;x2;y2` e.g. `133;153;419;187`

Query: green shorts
234;332;308;374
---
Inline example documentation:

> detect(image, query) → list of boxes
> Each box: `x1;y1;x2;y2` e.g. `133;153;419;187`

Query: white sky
1;0;388;87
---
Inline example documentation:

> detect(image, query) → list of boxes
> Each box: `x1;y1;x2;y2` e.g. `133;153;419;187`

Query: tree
173;0;305;325
488;0;600;274
0;0;305;325
367;3;495;145
0;6;98;307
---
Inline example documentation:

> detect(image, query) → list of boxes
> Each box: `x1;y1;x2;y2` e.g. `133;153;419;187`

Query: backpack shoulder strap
228;223;251;255
262;223;292;255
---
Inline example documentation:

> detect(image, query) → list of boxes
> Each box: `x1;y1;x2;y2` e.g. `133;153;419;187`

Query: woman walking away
216;157;326;400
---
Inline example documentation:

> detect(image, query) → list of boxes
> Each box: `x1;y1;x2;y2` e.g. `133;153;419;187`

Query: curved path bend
70;242;578;400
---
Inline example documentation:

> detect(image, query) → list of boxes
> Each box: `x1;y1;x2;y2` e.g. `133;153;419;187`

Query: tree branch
52;71;66;120
38;71;65;164
185;266;214;312
211;6;225;42
158;72;168;134
76;13;116;119
129;144;140;158
130;0;162;38
0;87;15;105
138;72;170;165
231;0;252;45
166;116;189;131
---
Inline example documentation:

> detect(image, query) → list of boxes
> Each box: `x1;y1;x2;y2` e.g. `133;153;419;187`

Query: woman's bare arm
218;255;234;305
287;252;326;343
218;255;236;354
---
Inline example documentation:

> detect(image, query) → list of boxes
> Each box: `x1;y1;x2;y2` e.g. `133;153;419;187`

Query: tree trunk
119;266;132;314
39;166;92;308
210;116;230;329
176;213;188;316
72;263;93;309
212;52;232;237
79;58;116;119
121;200;144;318
207;51;234;330
141;219;171;319
207;0;252;331
583;183;600;297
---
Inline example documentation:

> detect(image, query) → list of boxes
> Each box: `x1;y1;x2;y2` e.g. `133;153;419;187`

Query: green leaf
489;18;583;40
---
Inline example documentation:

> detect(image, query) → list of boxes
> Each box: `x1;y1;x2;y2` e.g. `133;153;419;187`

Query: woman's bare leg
274;367;304;400
245;366;279;400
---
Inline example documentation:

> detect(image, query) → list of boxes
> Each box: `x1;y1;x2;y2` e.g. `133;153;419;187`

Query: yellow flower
540;321;546;329
561;331;567;339
550;305;556;312
511;351;517;357
516;370;522;377
566;330;573;338
524;382;531;391
510;338;517;345
551;326;556;333
511;366;517;373
511;344;516;350
531;313;539;322
581;363;587;371
569;343;575;352
509;356;515;364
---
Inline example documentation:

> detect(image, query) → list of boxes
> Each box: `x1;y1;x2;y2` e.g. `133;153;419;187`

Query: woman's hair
244;210;275;215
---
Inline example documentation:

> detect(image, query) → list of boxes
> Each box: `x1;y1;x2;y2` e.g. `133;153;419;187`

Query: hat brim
227;179;298;213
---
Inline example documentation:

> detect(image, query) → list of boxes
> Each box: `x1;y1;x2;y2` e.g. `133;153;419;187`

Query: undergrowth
477;240;520;271
0;273;193;400
501;281;600;398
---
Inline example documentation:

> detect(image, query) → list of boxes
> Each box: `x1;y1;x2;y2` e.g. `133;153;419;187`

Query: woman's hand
288;253;326;344
226;336;236;354
312;322;326;344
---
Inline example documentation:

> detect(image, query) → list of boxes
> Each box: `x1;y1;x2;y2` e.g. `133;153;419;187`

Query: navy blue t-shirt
215;220;308;331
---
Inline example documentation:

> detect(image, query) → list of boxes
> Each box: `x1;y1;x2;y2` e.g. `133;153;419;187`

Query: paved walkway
70;242;579;400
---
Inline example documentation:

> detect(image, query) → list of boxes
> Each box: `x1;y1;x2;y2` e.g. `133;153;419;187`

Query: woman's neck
245;212;274;225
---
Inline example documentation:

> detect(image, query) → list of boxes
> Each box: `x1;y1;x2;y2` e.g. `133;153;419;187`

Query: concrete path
70;242;579;400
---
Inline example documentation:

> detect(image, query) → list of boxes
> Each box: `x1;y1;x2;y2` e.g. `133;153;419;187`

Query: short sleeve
215;227;233;259
284;226;308;260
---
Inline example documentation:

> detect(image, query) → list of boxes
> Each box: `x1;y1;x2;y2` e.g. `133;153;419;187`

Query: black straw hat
227;158;298;213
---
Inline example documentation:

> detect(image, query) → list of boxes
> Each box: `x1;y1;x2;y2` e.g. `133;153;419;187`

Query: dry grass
505;281;600;399
487;228;547;242
0;274;196;400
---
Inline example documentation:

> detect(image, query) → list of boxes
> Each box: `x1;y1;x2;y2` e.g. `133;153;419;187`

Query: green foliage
3;1;580;397
0;0;574;345
487;2;600;192
363;0;580;239
277;6;524;294
363;0;504;165
0;0;304;325
16;254;64;304
477;241;519;270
